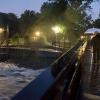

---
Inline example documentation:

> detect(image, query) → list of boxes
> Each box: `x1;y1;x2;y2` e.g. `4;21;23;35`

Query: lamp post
0;27;4;45
32;31;41;41
0;27;4;33
35;31;40;37
52;25;65;51
6;25;9;47
0;26;10;47
52;26;61;51
35;31;40;41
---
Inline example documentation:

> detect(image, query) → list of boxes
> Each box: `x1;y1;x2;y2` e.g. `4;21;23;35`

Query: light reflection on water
0;62;46;100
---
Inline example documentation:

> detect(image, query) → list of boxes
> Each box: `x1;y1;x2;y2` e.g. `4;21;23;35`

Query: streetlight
52;26;62;34
31;31;41;41
52;25;65;50
80;35;84;40
0;27;5;45
33;31;40;41
35;31;40;37
6;25;9;47
0;26;9;46
0;27;4;33
0;27;4;45
52;25;62;50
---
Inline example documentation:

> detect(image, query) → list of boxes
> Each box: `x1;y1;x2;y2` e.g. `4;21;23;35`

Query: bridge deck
81;41;100;100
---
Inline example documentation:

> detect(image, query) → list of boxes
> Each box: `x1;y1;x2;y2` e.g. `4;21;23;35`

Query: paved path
81;44;100;100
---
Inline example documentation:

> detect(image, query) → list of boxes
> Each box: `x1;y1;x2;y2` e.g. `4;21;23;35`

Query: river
0;62;46;100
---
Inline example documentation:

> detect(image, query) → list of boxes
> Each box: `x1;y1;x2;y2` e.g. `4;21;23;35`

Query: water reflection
0;62;46;100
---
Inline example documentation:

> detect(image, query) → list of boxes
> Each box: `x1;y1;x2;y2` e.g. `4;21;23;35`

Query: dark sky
0;0;100;19
0;0;47;16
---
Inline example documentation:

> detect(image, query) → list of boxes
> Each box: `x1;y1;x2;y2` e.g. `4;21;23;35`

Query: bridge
0;35;100;100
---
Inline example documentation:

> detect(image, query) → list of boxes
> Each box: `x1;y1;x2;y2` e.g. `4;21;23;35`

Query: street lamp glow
52;26;62;34
35;31;40;37
80;35;84;39
0;28;4;33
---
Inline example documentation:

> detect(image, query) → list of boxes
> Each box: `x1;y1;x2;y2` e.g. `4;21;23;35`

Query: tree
0;12;20;46
20;10;40;34
40;0;94;44
93;18;100;28
7;13;19;37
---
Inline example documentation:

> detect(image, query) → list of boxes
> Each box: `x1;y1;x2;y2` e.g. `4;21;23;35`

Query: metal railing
12;40;86;100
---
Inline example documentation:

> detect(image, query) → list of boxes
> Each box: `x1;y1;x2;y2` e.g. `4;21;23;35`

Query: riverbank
0;48;62;69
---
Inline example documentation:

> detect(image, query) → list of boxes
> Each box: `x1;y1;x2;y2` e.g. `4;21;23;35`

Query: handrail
39;40;86;100
41;52;78;100
51;40;85;76
62;42;87;100
62;65;81;100
12;40;86;100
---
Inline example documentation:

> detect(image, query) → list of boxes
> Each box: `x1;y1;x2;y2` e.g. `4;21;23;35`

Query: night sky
0;0;100;19
0;0;47;16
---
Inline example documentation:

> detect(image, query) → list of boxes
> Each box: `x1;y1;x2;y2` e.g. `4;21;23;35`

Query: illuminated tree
41;0;94;44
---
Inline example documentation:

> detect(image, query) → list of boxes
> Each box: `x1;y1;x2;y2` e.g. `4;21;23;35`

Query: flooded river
0;62;46;100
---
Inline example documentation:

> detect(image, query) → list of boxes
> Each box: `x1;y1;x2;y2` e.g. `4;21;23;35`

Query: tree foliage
93;18;100;28
20;10;40;34
0;0;98;46
40;0;93;43
0;12;19;37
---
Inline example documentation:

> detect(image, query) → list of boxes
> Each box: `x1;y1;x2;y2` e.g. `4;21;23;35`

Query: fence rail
12;39;86;100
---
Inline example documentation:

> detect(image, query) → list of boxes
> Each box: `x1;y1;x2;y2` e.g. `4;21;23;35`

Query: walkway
81;41;100;100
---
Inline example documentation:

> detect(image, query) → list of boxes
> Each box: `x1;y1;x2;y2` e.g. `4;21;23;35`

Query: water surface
0;62;46;100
